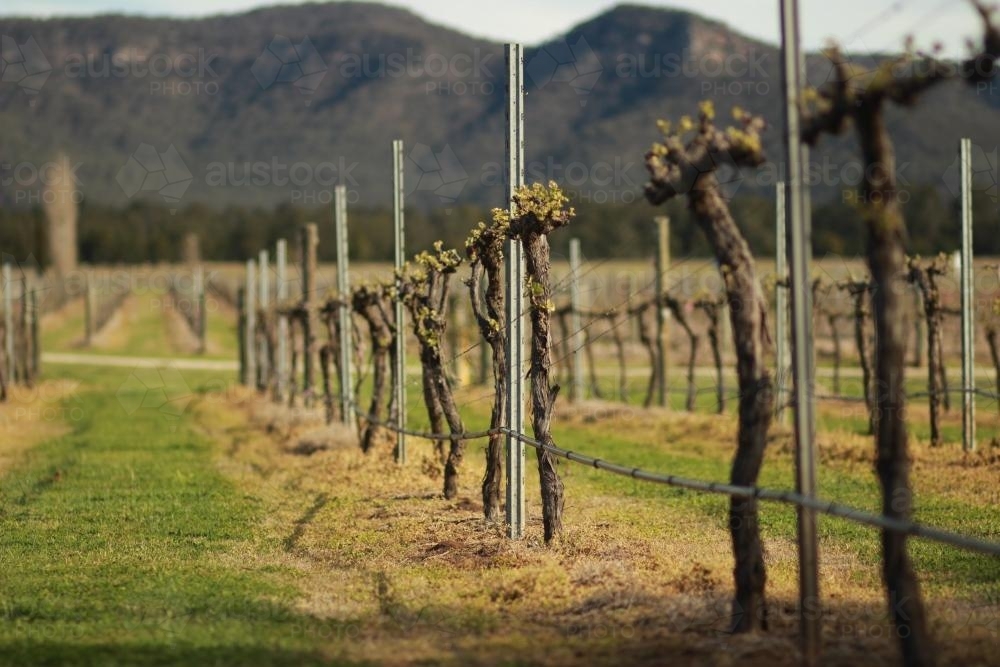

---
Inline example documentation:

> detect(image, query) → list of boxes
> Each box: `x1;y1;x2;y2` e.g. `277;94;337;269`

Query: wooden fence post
3;261;13;381
276;239;289;402
195;265;206;354
300;223;318;406
654;216;670;408
84;273;95;346
244;260;257;387
334;186;353;425
237;286;247;385
258;250;270;392
569;238;584;402
29;286;40;380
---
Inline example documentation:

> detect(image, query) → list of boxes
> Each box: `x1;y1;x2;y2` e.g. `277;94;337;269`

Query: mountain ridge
1;1;997;211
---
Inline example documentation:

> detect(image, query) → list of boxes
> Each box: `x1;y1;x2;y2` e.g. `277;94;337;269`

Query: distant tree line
0;186;996;265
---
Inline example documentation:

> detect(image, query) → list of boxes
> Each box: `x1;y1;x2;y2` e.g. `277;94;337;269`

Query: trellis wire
343;400;1000;558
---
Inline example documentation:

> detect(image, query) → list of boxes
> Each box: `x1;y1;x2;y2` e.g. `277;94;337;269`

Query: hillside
1;2;998;210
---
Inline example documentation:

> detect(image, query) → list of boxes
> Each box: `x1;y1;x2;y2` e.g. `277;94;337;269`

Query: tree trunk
402;253;466;498
857;101;934;665
937;322;950;412
927;312;942;446
467;254;507;522
850;287;876;436
698;299;726;414
987;328;1000;416
420;361;446;464
665;295;698;412
355;289;394;453
556;309;572;386
319;344;335;425
435;358;466;500
689;172;773;633
237;288;247;387
417;341;465;498
287;315;300;408
829;314;841;396
583;328;603;399
635;303;658;408
521;229;564;543
0;324;7;402
910;264;943;448
610;313;628;402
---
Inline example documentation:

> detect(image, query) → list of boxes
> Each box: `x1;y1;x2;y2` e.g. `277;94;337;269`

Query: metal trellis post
300;223;318;405
776;181;789;423
84;274;95;346
276;239;288;401
655;216;670;408
505;43;526;539
258;249;270;390
569;238;584;402
335;185;353;426
780;0;820;662
194;265;206;354
393;139;408;463
960;137;976;452
3;261;12;381
244;259;257;387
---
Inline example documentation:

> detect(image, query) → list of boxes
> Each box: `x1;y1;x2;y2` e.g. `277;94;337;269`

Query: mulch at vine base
201;389;997;667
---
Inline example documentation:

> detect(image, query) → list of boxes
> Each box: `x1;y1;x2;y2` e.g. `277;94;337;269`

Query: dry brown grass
0;379;77;474
89;293;135;350
195;387;999;666
160;291;202;354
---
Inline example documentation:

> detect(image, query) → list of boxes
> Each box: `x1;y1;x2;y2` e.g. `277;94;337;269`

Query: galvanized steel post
504;43;526;539
392;139;408;463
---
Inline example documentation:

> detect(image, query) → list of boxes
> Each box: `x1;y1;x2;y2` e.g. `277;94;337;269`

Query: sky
0;0;984;56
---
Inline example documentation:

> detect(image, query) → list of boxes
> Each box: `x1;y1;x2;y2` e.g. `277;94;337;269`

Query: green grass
12;285;999;664
0;364;357;667
390;369;1000;603
40;290;240;362
39;300;86;352
202;299;239;361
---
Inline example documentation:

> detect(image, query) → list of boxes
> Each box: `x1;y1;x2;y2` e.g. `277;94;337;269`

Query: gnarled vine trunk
696;297;726;414
856;101;933;664
689;173;773;633
354;287;395;452
664;294;698;412
467;248;507;522
402;246;465;498
846;282;876;435
987;327;1000;415
633;302;658;408
508;183;574;543
908;259;947;447
521;228;564;542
